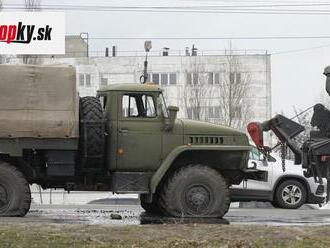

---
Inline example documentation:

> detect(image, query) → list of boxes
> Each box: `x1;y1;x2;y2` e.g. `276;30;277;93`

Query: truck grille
189;136;224;145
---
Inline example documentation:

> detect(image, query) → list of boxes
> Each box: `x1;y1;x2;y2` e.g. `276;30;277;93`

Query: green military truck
0;64;265;218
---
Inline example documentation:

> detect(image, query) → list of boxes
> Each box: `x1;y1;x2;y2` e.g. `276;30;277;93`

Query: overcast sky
4;0;330;117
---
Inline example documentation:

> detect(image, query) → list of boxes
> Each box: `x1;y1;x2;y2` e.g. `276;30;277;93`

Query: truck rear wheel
0;162;31;217
159;165;230;218
79;97;104;162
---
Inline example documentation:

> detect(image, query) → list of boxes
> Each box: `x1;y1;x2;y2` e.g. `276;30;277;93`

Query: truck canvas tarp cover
0;64;79;138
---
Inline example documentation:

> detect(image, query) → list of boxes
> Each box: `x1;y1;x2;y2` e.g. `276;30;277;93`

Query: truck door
116;93;162;171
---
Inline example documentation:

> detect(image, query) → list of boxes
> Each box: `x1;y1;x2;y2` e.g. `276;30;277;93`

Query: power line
5;3;330;8
87;35;330;40
4;4;330;15
272;43;330;55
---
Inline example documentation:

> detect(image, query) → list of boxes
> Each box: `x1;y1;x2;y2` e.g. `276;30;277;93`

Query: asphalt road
1;204;330;226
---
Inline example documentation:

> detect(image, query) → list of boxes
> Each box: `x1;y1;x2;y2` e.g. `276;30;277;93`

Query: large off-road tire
275;180;307;209
0;162;31;217
159;165;230;218
79;96;104;157
140;194;161;214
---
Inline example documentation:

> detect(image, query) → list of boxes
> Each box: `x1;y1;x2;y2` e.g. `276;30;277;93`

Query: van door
245;147;273;192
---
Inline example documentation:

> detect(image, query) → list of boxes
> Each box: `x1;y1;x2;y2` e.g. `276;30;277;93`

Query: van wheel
140;194;160;214
270;201;280;208
159;165;230;218
0;162;31;217
275;180;307;209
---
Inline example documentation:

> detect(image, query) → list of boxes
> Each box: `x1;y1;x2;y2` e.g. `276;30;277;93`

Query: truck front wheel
159;165;230;218
140;194;161;214
0;162;31;217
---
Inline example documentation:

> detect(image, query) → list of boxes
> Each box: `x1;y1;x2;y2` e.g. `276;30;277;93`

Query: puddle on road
139;213;229;225
13;207;330;226
25;208;230;225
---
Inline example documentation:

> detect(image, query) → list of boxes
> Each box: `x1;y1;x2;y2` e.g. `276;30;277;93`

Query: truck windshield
160;93;169;118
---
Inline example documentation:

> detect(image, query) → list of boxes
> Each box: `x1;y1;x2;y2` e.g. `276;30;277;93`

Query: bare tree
183;59;209;121
22;0;41;64
215;53;252;130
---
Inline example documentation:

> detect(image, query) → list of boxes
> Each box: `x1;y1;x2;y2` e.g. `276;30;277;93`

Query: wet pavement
1;204;330;226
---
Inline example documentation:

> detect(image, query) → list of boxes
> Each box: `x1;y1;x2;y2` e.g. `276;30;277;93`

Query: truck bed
0;64;79;139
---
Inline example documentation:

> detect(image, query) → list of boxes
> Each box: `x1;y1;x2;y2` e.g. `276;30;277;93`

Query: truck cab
98;84;170;173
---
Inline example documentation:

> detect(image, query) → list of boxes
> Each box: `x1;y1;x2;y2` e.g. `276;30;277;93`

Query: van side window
122;94;156;118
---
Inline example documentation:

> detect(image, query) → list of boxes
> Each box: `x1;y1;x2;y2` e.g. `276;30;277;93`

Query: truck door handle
119;128;129;134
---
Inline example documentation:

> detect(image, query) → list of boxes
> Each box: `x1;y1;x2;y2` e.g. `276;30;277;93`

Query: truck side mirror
165;106;179;131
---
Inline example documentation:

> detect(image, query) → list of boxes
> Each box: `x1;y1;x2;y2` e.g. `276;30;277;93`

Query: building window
207;106;221;118
233;106;242;119
152;74;160;84
148;73;177;86
79;74;84;86
161;73;168;86
229;72;241;84
214;73;220;84
186;73;199;85
230;72;235;84
100;77;108;86
214;108;220;118
85;74;91;87
78;73;91;87
186;107;192;119
208;72;214;85
186;106;203;120
193;73;198;85
236;73;241;84
169;73;177;85
208;107;214;118
186;73;192;85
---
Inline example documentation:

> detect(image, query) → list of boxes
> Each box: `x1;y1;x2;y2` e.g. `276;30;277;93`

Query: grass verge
1;223;330;248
